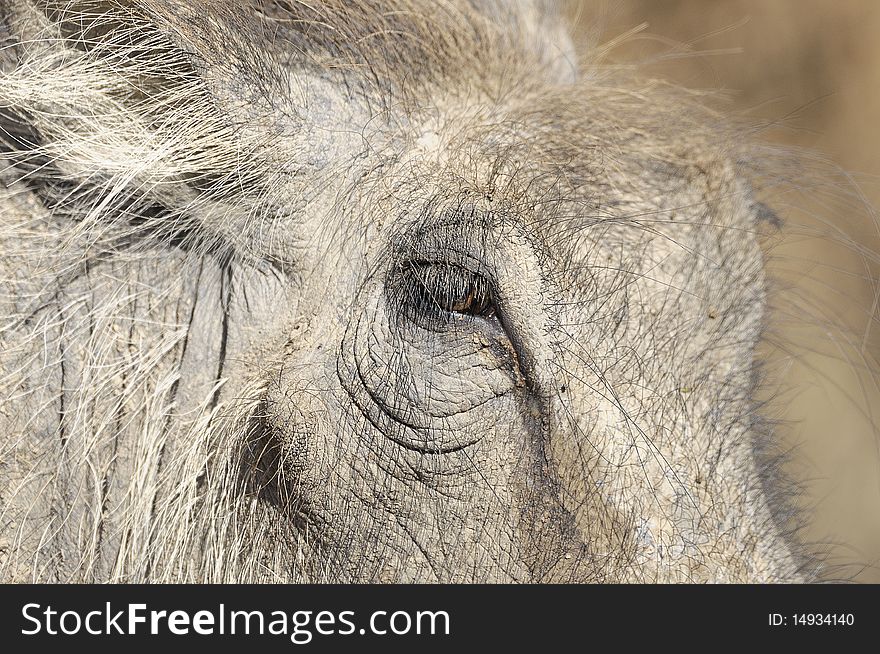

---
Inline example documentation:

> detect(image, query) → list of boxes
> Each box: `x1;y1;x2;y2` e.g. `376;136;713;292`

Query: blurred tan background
567;1;880;581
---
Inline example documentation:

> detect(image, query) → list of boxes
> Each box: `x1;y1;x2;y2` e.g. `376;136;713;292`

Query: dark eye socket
396;260;498;325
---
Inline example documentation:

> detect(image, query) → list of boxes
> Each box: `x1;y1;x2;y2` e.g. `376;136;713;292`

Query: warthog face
0;0;804;582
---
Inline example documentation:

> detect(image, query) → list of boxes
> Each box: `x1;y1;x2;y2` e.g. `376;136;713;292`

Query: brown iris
403;260;497;321
449;285;495;318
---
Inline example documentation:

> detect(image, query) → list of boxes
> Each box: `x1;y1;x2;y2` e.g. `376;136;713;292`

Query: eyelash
396;260;498;326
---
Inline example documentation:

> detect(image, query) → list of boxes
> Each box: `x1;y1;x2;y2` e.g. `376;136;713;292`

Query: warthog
0;0;848;582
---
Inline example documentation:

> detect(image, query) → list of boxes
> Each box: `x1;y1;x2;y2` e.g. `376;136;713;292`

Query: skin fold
0;0;806;582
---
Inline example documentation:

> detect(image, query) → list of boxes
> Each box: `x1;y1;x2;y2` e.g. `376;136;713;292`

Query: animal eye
396;260;498;325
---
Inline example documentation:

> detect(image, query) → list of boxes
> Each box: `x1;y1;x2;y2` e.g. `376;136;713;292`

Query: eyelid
389;212;551;396
397;259;499;324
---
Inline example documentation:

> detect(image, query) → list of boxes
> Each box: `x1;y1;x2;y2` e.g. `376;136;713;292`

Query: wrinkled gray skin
0;0;805;582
